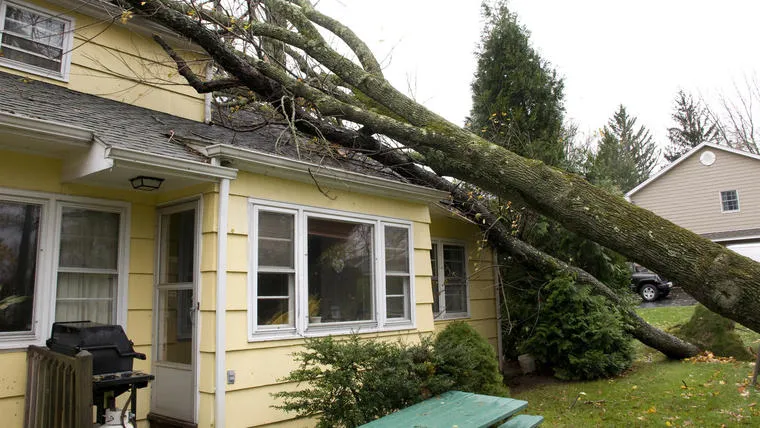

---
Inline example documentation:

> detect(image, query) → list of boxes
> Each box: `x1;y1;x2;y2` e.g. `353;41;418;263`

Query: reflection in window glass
308;218;373;323
1;3;68;73
257;211;295;327
157;288;193;365
385;226;410;319
431;242;468;317
0;201;40;333
160;210;195;284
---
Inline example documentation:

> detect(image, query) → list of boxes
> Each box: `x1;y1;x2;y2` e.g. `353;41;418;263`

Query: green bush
433;321;509;396
677;304;754;361
520;276;634;380
274;324;507;426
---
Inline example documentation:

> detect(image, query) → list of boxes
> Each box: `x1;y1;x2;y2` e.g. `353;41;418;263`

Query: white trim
626;142;760;199
215;178;230;428
431;238;471;320
710;234;760;243
204;144;448;204
0;110;94;145
0;0;75;81
492;249;504;371
0;187;129;350
247;198;415;342
105;146;238;181
719;189;740;213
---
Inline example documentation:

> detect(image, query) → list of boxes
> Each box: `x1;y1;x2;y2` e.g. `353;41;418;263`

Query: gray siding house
626;142;760;260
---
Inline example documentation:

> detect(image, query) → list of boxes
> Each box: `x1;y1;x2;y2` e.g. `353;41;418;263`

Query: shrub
433;321;509;396
677;304;754;361
520;276;634;380
274;324;507;426
273;335;451;427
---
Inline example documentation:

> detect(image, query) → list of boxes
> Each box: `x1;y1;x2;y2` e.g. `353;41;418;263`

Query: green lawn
511;305;760;427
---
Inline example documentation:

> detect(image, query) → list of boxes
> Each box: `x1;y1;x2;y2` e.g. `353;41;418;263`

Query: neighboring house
626;142;760;261
0;1;501;427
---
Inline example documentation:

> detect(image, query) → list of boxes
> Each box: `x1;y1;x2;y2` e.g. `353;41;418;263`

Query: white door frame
151;198;202;423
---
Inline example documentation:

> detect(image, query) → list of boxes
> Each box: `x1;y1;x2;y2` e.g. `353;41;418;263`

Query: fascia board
105;146;238;180
205;144;449;204
0;110;93;146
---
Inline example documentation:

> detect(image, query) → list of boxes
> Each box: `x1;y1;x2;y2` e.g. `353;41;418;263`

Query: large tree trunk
118;0;760;335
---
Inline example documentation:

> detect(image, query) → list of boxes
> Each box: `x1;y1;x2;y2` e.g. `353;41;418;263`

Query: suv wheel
640;284;659;302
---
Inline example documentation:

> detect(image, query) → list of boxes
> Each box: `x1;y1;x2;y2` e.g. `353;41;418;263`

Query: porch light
130;175;164;191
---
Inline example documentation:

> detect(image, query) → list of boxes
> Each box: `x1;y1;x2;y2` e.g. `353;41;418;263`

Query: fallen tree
112;0;760;339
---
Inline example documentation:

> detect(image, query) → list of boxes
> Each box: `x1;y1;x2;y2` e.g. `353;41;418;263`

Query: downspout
204;63;213;123
214;169;230;427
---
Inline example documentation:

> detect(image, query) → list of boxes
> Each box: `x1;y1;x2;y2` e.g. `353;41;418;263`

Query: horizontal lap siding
2;0;206;121
632;147;760;235
218;172;435;427
429;214;499;346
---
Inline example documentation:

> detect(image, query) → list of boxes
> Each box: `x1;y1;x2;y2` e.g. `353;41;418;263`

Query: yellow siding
0;150;159;426
429;213;499;347
1;0;207;121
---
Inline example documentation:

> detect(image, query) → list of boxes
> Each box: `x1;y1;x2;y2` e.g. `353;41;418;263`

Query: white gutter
203;144;449;204
0;110;93;145
214;172;230;428
105;146;238;180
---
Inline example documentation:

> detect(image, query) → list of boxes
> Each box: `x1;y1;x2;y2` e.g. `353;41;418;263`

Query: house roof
626;142;760;199
0;70;419;186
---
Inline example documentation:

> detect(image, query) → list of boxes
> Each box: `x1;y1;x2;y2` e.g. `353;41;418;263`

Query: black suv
630;263;672;302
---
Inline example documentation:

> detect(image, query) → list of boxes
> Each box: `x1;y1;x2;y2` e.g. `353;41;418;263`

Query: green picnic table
359;391;543;428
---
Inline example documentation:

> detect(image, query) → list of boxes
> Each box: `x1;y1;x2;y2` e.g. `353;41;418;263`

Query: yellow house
0;1;502;427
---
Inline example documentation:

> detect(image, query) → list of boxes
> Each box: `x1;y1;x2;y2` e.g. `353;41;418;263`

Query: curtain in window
55;208;119;324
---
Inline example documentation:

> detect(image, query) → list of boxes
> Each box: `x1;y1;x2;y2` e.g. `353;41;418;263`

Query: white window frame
248;199;415;341
431;238;470;320
720;189;740;213
0;0;75;81
0;187;129;350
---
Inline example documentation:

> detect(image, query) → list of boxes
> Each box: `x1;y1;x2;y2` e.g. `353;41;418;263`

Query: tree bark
117;0;760;335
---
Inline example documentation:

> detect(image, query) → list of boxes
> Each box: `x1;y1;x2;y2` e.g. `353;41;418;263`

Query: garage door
727;242;760;262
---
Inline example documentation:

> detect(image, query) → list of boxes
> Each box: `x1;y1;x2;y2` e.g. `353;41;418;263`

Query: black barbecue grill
46;321;154;425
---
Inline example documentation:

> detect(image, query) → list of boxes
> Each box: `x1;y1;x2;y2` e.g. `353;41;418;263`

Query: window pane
59;208;120;270
55;273;116;324
443;245;466;280
160;209;195;283
431;279;440;314
157;288;193;364
0;45;60;71
258;273;290;297
258;298;290;326
444;281;467;313
385;226;409;273
6;6;65;40
308;218;373;323
2;33;62;59
721;190;739;211
0;201;40;333
385;276;409;319
258;211;294;268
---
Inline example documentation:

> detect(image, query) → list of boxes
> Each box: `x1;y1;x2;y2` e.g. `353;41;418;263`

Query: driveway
638;286;697;308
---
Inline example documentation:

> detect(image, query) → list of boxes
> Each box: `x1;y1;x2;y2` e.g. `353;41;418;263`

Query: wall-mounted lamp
130;175;164;191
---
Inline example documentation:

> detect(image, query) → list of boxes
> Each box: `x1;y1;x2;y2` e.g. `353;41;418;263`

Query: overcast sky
316;0;760;148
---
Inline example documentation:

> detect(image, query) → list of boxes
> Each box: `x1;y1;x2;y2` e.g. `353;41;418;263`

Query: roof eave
204;144;449;204
106;146;238;180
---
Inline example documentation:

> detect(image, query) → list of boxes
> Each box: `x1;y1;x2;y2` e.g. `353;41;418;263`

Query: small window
0;0;73;79
431;240;469;319
720;190;739;212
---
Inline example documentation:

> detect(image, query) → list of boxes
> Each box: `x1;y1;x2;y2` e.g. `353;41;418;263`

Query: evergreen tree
665;90;718;162
469;1;565;166
588;105;659;192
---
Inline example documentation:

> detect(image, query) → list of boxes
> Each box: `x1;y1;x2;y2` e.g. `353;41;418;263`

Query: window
0;0;73;79
55;206;121;324
431;240;469;319
249;201;413;339
720;190;739;212
0;188;127;349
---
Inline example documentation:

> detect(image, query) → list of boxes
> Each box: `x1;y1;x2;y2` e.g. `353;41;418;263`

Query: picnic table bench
359;390;543;428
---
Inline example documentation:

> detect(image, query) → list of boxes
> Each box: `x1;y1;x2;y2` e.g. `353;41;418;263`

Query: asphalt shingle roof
0;70;407;182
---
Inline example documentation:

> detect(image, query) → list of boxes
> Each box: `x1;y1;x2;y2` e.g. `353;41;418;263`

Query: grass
510;305;760;427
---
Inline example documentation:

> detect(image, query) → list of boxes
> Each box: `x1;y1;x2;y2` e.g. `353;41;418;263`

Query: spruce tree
469;1;565;166
665;90;718;162
588;105;660;192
